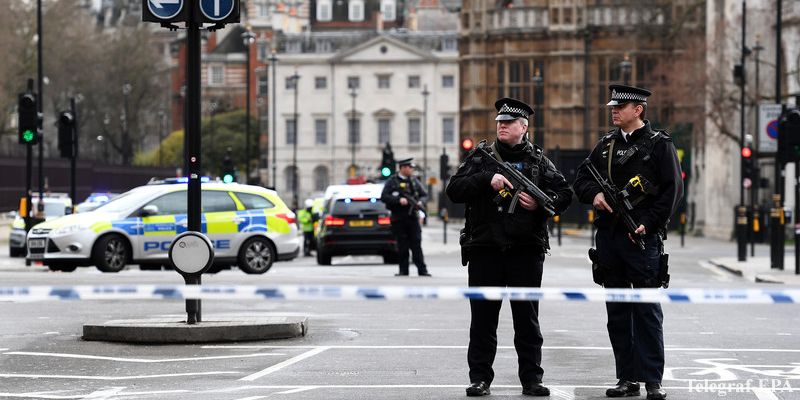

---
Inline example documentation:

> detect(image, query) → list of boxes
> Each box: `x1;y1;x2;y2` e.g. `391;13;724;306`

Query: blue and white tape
0;285;798;304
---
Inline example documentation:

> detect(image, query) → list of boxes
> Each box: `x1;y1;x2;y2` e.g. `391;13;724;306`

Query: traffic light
779;107;800;163
222;155;235;183
378;143;395;179
741;145;755;182
460;138;475;162
18;92;38;145
58;111;75;158
439;153;451;181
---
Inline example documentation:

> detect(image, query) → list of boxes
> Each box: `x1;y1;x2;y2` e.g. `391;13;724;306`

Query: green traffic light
381;167;391;177
22;130;35;143
223;174;234;183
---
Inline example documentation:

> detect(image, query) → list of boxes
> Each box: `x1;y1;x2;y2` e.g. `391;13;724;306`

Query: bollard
736;206;748;261
679;211;686;248
751;207;760;257
770;194;785;270
555;215;562;247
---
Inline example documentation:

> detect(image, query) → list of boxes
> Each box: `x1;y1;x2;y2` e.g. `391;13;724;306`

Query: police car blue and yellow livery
25;182;300;273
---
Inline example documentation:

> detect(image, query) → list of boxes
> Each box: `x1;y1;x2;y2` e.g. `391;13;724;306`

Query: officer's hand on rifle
592;192;613;213
491;174;513;191
627;225;646;245
400;197;408;206
518;192;539;211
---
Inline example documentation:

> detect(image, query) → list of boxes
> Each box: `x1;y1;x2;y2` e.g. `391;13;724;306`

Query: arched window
313;166;329;192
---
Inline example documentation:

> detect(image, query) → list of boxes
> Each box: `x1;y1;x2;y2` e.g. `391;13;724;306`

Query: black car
316;195;398;265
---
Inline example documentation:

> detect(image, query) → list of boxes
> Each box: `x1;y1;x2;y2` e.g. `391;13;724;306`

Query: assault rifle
475;146;556;217
581;160;646;250
400;192;424;216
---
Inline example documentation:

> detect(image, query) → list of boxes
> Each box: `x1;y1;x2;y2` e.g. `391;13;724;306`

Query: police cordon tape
0;285;799;304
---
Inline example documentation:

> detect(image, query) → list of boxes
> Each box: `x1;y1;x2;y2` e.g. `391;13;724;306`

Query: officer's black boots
522;382;550;396
466;381;490;396
606;380;641;397
645;383;666;399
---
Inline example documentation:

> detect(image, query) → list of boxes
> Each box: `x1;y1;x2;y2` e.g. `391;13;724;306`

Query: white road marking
777;333;792;336
205;344;800;353
240;347;330;382
276;387;317;394
0;371;239;380
3;351;284;363
549;386;575;400
753;389;781;400
232;397;268;400
83;387;125;399
0;389;191;399
0;348;8;351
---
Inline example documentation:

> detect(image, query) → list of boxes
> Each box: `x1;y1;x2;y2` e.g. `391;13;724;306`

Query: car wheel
316;247;332;266
92;234;129;273
237;237;275;274
48;263;78;272
383;252;399;264
9;246;25;258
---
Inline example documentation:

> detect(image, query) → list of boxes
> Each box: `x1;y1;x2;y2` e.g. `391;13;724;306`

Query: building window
209;65;224;85
256;1;269;17
442;117;455;143
285;41;301;53
378;118;391;144
408;75;420;88
286;119;296;145
315;40;332;53
564;7;573;24
285;76;298;90
315;119;327;145
317;0;332;21
257;75;268;96
377;74;391;89
442;37;457;51
349;0;365;21
284;166;298;195
408;118;421;144
347;76;360;89
313;166;329;192
348;118;361;145
315;76;327;89
382;0;396;21
258;42;268;61
442;74;455;88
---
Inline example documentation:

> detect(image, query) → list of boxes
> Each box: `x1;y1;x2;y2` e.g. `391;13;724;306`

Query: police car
25;179;300;273
9;194;73;258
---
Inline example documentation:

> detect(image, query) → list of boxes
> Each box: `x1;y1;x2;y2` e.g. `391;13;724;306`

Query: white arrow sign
151;0;180;9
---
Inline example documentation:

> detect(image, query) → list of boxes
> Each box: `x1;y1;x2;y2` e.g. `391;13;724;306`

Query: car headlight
53;224;91;235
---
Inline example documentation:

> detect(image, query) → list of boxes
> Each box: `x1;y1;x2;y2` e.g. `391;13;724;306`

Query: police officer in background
573;85;682;400
446;98;572;397
297;199;315;256
380;158;431;277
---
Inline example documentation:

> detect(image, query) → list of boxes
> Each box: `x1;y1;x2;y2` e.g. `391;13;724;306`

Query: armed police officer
446;98;572;397
380;158;431;277
573;85;682;400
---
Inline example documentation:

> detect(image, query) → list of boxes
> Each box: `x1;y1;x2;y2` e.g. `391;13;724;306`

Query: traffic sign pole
185;0;203;324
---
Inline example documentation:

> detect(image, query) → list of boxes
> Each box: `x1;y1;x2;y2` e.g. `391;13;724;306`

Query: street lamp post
349;86;358;178
291;72;300;210
269;50;278;187
422;84;430;189
242;28;255;184
158;110;165;166
122;83;132;165
531;68;544;149
619;53;632;85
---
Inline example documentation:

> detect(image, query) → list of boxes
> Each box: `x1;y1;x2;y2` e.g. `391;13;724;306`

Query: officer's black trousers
467;246;545;385
596;229;664;383
391;218;427;275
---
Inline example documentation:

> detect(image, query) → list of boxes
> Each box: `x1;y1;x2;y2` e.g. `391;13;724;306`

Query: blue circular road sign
147;0;184;20
767;120;779;139
199;0;235;21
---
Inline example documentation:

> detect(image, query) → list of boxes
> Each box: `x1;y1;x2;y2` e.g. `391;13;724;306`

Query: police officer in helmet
447;97;572;397
573;85;682;400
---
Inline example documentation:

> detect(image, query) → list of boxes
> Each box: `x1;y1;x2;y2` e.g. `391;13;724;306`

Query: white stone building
270;32;459;208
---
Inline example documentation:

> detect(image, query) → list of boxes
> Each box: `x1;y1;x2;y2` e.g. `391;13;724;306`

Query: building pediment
330;34;437;64
373;108;395;118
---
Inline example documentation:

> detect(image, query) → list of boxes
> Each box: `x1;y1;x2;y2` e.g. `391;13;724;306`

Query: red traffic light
741;147;753;158
461;138;474;151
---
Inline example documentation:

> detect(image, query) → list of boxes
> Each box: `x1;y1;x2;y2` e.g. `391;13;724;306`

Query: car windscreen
42;201;69;217
92;189;154;213
330;198;387;216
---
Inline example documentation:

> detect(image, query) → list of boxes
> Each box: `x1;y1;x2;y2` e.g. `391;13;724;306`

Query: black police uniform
572;85;683;396
380;164;429;276
446;98;572;394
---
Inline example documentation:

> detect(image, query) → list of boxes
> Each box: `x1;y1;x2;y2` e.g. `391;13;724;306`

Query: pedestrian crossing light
381;166;392;178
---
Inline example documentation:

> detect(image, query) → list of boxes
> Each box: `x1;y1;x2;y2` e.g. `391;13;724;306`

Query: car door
136;191;186;260
201;190;239;258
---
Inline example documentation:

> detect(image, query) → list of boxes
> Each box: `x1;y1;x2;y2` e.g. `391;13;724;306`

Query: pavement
708;255;800;285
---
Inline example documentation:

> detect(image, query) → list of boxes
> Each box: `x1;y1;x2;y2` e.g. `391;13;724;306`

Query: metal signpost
142;0;239;324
